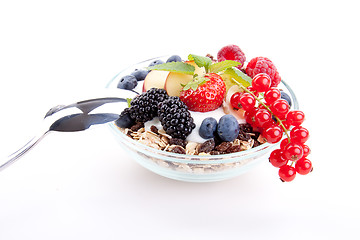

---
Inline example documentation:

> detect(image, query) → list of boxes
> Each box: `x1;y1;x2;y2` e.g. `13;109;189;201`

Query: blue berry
115;108;135;128
216;115;240;142
280;91;292;107
199;117;217;139
117;75;138;90
166;55;182;63
131;69;149;81
148;59;164;67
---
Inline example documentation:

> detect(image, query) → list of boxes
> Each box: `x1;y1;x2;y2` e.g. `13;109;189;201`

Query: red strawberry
179;73;226;112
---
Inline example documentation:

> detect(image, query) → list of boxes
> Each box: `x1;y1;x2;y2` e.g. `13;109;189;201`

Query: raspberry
245;57;281;87
217;45;246;69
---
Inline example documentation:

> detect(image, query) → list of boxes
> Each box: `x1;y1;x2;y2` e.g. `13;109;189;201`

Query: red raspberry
217;45;246;69
245;57;281;87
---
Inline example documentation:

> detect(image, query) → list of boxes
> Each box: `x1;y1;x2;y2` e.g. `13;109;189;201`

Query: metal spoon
0;94;135;172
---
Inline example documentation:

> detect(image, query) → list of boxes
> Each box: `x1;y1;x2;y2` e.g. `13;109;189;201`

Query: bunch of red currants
230;73;312;182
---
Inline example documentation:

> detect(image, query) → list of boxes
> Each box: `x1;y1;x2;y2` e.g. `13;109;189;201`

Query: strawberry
179;73;226;112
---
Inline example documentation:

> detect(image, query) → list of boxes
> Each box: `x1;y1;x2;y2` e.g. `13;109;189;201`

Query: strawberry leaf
147;62;195;75
209;60;242;73
188;54;212;73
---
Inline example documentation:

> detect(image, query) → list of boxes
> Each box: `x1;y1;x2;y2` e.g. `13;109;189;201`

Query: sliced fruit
143;70;169;92
164;60;205;96
221;67;252;92
222;102;246;120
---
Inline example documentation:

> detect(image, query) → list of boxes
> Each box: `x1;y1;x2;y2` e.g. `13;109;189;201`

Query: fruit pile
116;44;312;182
229;73;312;182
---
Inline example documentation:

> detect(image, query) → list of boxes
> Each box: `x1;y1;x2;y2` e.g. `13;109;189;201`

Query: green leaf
188;54;212;73
223;67;252;87
209;60;242;73
126;98;132;108
182;76;209;91
147;62;195;75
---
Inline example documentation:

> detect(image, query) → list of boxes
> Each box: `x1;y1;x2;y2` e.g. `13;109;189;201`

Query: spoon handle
0;132;48;172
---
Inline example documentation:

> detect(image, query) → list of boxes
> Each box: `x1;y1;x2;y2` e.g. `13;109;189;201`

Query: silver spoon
0;92;137;172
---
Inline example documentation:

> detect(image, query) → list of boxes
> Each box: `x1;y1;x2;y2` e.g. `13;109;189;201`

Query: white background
0;0;359;239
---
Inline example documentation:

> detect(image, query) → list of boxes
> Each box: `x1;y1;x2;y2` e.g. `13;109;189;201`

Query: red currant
279;165;296;182
264;88;281;104
287;110;305;126
245;107;259;125
252;73;272;92
254;109;272;127
281;118;292;130
239;93;256;111
302;144;311;157
262;119;276;129
228;76;311;182
270;99;290;119
269;149;288;167
258;103;267;110
283;142;304;162
230;92;243;109
246;86;259;97
295;158;313;175
290;126;309;144
280;138;290;150
262;125;283;143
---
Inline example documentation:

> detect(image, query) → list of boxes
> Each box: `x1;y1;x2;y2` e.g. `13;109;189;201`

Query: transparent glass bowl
106;56;299;182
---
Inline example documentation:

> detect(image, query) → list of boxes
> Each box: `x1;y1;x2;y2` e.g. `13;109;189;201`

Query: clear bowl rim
105;55;299;165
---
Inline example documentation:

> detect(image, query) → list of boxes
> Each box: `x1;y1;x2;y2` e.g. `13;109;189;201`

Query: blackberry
158;96;195;140
129;88;169;122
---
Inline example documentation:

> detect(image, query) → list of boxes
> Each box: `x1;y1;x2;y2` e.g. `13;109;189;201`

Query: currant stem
231;78;291;141
289;160;295;167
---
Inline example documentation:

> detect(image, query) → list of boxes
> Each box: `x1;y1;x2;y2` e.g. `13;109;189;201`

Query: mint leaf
188;54;212;73
209;60;242;73
223;67;252;87
147;62;195;75
126;98;132;107
182;76;209;91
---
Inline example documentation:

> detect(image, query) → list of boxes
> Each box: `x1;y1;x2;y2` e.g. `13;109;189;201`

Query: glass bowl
105;55;299;182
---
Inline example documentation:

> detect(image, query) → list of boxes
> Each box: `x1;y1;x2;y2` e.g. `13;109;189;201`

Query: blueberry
216;115;240;142
280;91;292;107
166;55;182;63
199;117;217;139
131;69;149;81
117;75;138;90
148;59;164;67
115;109;135;128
